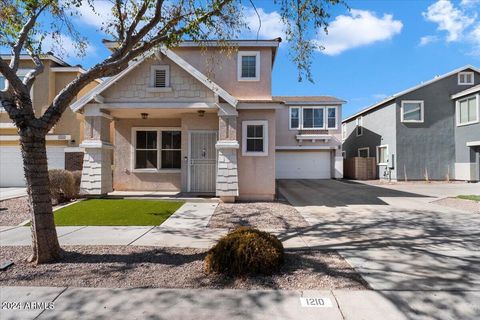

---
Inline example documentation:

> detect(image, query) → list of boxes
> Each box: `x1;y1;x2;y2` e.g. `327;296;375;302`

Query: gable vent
154;69;167;88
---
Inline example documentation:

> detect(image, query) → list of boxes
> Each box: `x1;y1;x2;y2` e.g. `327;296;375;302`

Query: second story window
327;107;337;129
458;72;474;85
456;95;479;126
151;65;170;88
289;107;300;129
303;107;324;129
356;117;363;136
238;51;260;81
401;100;424;123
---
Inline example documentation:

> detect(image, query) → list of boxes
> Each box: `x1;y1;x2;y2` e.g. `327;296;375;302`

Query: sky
20;0;480;117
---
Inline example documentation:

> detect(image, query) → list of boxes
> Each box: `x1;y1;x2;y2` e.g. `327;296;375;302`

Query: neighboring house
342;66;480;182
70;39;344;201
0;54;100;187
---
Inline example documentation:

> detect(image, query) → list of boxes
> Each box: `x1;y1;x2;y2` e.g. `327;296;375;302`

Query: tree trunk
20;132;61;264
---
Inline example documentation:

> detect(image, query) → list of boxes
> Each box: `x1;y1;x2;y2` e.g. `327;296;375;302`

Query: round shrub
49;169;77;204
205;227;284;276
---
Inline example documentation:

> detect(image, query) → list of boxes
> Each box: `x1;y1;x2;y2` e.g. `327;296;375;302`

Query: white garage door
0;146;66;187
276;151;331;179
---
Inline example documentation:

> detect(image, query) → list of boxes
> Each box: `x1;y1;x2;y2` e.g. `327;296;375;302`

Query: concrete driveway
0;187;27;201
278;179;480;319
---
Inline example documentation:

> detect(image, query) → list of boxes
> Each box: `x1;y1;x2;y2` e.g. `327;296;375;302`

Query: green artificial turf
457;195;480;202
54;199;184;226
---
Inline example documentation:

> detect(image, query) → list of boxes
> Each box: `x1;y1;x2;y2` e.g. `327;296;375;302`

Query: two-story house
342;65;480;182
0;54;100;187
70;39;344;201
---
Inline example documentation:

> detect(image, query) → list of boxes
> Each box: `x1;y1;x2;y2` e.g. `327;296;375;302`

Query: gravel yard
433;197;480;213
0;246;368;290
208;202;309;230
0;196;30;226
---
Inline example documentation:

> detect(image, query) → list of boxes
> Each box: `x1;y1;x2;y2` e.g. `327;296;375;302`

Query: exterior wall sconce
141;113;149;119
198;110;205;117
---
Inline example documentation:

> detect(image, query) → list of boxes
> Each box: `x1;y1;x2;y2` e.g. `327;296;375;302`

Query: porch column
216;115;239;202
80;105;113;195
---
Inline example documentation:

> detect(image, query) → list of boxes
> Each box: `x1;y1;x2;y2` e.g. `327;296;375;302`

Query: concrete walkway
2;286;479;320
0;187;27;201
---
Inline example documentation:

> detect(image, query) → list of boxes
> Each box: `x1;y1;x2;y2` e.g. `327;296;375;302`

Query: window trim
456;94;479;127
289;107;301;130
242;120;268;156
150;65;170;89
356;117;363;136
0;69;35;110
131;127;182;173
237;51;260;81
458;71;474;85
401;100;424;123
357;147;369;158
376;144;389;166
341;123;347;140
302;106;326;130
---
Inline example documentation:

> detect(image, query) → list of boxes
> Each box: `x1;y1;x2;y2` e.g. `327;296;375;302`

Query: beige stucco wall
102;56;216;103
174;47;273;100
275;104;343;154
0;59;98;148
237;109;276;200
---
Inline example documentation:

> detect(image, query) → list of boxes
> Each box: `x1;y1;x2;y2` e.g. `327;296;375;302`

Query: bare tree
0;0;343;264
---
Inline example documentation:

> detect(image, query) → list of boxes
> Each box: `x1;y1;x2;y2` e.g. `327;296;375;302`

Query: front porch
79;104;240;202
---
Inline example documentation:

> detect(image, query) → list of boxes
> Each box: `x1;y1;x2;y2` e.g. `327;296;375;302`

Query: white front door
188;131;217;192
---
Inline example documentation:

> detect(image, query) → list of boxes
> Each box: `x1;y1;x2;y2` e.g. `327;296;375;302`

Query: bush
205;227;284;276
49;169;77;204
72;170;82;195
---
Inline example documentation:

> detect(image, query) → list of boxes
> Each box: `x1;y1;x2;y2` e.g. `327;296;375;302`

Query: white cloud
422;0;475;42
460;0;480;7
69;0;113;29
244;7;284;39
419;35;440;46
317;9;403;56
41;33;94;57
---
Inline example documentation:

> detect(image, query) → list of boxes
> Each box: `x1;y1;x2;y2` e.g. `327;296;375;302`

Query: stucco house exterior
0;54;100;187
70;39;344;201
342;65;480;182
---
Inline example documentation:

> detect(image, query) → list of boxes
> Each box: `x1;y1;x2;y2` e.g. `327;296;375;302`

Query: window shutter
154;69;167;88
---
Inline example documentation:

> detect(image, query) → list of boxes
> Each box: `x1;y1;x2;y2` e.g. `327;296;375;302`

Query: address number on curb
300;297;333;308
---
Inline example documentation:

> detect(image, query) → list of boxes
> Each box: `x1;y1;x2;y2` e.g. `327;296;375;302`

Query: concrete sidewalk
0;187;27;201
1;286;479;320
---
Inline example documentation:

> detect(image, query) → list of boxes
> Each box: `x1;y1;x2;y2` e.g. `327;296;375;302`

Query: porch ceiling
108;108;217;118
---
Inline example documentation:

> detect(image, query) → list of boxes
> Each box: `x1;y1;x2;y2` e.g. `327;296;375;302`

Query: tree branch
9;3;50;73
24;50;44;91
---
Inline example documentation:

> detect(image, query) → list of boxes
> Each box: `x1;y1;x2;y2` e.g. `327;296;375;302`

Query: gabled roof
451;84;480;100
273;96;346;104
343;65;480;123
70;47;237;112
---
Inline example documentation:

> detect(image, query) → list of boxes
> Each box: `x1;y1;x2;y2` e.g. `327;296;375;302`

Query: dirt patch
0;246;368;290
433;198;480;213
208;202;309;230
0;196;30;226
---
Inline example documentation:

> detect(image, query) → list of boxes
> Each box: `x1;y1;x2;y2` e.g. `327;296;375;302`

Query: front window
289;107;300;129
134;129;181;170
238;51;260;81
303;107;324;129
457;95;479;126
458;72;474;85
401;101;424;123
135;130;158;169
242;120;268;156
377;145;388;165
